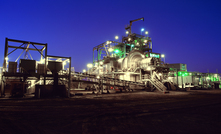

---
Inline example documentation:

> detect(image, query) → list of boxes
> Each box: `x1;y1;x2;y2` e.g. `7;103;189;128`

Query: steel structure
1;38;71;98
87;17;170;93
1;18;221;98
80;17;221;93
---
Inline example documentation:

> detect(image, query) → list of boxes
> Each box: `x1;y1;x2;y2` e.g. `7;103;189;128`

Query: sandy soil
0;89;221;134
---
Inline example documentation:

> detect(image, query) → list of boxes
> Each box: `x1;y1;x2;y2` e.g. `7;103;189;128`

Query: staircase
148;72;168;92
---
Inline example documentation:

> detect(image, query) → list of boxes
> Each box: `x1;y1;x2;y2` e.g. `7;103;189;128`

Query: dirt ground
0;89;221;134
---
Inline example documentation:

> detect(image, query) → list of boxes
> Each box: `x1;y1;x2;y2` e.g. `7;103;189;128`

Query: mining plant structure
83;17;171;93
0;17;220;98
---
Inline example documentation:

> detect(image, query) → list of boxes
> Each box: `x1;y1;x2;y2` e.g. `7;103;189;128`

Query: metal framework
1;38;71;98
1;38;47;97
46;55;72;97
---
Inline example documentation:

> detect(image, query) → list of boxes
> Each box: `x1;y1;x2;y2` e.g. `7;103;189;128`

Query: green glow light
178;71;189;76
150;53;160;58
114;49;121;54
131;44;134;47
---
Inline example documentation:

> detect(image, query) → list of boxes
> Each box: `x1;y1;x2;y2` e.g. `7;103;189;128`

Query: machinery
82;17;221;93
1;18;221;97
0;38;71;98
87;17;170;92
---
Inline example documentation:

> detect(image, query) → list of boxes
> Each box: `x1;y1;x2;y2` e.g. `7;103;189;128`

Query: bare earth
0;89;221;134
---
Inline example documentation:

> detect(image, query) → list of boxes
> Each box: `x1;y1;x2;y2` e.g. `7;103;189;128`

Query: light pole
141;28;144;35
161;54;165;63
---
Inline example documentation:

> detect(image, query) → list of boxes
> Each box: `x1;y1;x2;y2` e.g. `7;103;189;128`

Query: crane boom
125;17;144;34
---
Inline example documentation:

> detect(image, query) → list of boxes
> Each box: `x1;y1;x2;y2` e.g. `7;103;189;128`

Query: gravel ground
0;89;221;134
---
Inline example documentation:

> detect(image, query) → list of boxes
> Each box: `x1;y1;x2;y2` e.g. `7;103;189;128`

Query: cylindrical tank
122;50;146;71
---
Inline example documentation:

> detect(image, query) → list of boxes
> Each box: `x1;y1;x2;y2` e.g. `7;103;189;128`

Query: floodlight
115;36;119;40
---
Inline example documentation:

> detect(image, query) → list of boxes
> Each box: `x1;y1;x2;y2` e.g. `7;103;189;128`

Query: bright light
161;54;165;58
5;57;8;61
141;28;144;31
131;44;134;47
83;69;86;73
108;48;113;52
115;49;119;53
87;63;93;68
115;36;119;40
136;42;139;45
147;67;151;70
63;61;67;65
99;61;103;65
128;38;131;41
145;31;148;34
159;73;162;76
126;31;129;34
97;76;100;79
39;59;44;64
144;40;147;43
106;41;110;44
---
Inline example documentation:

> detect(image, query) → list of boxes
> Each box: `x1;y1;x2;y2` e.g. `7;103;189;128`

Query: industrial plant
1;18;220;98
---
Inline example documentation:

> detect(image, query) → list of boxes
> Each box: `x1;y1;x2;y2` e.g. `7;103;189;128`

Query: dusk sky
1;0;221;73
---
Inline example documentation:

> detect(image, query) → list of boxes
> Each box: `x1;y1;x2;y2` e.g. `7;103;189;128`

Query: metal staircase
148;77;167;92
148;72;168;92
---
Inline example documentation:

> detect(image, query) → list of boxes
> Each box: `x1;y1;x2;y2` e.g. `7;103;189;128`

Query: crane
125;17;144;34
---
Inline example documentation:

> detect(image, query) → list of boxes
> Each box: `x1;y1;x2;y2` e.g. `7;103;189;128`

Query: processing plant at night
0;17;220;98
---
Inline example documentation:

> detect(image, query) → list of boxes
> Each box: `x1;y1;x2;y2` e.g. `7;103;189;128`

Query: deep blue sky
1;0;221;73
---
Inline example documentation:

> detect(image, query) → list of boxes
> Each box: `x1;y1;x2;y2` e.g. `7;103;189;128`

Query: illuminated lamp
114;49;120;53
108;48;113;52
87;63;93;68
115;36;119;40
